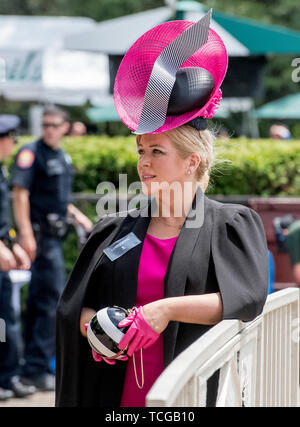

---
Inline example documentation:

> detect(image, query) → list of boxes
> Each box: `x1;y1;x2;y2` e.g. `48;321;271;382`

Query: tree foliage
0;0;165;21
1;0;299;31
0;0;299;137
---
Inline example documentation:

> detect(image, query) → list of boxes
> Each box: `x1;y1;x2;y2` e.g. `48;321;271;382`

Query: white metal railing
146;288;300;407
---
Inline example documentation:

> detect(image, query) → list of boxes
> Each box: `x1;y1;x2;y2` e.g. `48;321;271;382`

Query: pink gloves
118;306;160;357
84;323;128;365
91;349;128;365
85;305;160;364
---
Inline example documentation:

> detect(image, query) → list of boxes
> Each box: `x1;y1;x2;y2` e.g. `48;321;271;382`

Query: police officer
11;107;92;391
0;115;36;400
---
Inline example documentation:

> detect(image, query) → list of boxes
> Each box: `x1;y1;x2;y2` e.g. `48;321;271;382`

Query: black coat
55;190;269;407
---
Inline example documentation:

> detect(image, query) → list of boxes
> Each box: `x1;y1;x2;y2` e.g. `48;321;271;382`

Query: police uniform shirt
11;139;74;225
0;114;20;239
0;164;11;238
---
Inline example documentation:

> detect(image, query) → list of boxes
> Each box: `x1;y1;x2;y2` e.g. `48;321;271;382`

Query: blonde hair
138;125;216;191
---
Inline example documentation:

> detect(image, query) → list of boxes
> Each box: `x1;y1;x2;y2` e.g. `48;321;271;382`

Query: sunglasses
42;122;65;129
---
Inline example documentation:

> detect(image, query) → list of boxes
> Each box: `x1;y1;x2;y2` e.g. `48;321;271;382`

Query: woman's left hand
141;300;170;335
118;301;170;356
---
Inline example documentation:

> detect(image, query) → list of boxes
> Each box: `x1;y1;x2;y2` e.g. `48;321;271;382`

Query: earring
187;169;191;175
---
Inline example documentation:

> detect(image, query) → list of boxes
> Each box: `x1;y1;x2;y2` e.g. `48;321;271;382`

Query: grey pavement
0;391;55;407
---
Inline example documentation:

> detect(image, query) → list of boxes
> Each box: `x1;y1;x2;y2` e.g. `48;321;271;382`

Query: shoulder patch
17;149;35;169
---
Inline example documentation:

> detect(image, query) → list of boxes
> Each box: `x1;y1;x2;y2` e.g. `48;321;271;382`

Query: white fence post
146;288;300;407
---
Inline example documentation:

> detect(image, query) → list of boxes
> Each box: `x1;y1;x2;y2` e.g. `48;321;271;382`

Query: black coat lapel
164;188;205;298
112;206;151;310
163;188;209;366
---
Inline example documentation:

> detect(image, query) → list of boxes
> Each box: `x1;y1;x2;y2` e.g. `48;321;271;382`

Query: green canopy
64;1;300;56
254;93;300;119
177;1;300;54
212;9;300;54
86;100;228;123
87;103;120;122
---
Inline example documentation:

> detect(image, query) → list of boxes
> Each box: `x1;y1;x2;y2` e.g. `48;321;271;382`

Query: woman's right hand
84;323;128;365
91;348;128;365
80;307;96;337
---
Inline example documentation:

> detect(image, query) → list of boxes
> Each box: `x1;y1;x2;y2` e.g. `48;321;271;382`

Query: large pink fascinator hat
114;9;228;135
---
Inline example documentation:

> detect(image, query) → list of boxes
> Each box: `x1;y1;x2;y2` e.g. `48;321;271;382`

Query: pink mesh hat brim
114;15;228;134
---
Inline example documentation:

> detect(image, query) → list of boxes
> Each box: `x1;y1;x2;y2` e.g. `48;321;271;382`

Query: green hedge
60;136;300;197
208;138;300;196
11;135;300;196
62;136;139;192
12;135;300;285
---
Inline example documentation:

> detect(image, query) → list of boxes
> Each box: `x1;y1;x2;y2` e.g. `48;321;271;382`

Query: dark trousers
0;272;21;389
22;236;66;378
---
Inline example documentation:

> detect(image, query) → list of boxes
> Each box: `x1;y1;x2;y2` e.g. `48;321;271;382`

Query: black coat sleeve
212;205;269;322
55;215;125;406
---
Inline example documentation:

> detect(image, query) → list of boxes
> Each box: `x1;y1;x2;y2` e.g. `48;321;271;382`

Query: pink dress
120;233;178;407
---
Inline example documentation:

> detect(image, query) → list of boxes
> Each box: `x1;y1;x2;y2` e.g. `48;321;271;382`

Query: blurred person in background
11;107;93;392
273;214;300;286
0;115;35;401
284;220;300;286
69;121;87;137
216;126;230;140
269;123;292;140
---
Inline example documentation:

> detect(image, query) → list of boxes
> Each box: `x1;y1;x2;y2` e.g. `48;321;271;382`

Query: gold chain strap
132;349;144;389
116;306;144;389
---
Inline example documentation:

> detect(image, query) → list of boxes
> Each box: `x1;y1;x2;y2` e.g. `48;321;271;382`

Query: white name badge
103;232;141;261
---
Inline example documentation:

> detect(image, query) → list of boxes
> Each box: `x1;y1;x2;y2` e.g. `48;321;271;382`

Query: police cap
0;115;20;138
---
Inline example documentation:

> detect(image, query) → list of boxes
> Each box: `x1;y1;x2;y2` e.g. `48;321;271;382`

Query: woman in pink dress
56;10;269;407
